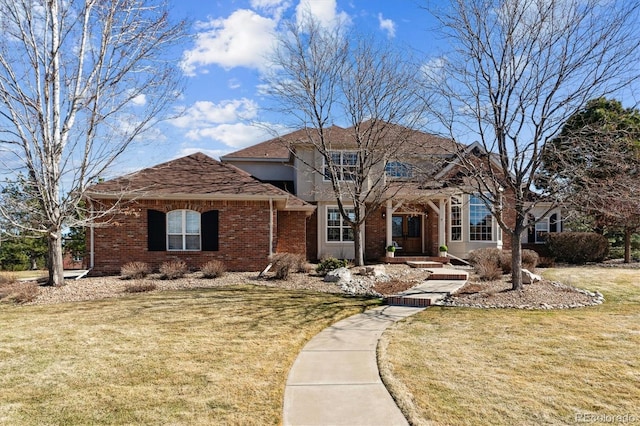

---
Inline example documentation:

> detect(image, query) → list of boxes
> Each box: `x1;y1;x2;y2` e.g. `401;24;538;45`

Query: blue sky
124;0;439;173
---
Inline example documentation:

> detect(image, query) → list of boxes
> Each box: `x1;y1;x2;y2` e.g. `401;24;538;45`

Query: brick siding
89;198;307;274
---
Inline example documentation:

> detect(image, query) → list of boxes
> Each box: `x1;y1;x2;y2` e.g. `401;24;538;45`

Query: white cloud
228;78;241;89
378;13;395;38
180;9;278;75
296;0;350;28
130;93;147;106
184;122;293;150
170;99;259;129
250;0;291;20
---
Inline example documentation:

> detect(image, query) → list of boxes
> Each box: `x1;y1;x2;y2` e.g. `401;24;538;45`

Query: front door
392;215;422;254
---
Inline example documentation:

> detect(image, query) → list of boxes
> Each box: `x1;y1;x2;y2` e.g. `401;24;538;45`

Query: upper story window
450;196;462;241
327;207;355;242
167;210;201;251
324;151;358;181
385;161;413;178
469;195;493;241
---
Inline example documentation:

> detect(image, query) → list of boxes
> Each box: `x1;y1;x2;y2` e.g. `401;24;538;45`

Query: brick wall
276;211;307;255
306;209;318;261
365;206;386;260
89;198;303;274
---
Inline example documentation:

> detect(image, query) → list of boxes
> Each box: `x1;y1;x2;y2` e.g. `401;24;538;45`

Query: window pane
168;235;182;250
392;217;403;237
185;235;200;250
167;211;182;234
343;153;357;165
327;228;341;241
327;208;340;226
343;227;354;241
185;211;200;234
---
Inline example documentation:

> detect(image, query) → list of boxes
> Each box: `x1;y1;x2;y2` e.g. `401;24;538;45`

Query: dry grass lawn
380;267;640;426
0;284;378;425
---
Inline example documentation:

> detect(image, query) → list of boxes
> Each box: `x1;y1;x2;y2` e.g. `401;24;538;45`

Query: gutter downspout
89;199;95;270
269;198;274;257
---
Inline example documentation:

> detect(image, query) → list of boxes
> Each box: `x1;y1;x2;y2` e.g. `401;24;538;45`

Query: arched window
167;210;200;251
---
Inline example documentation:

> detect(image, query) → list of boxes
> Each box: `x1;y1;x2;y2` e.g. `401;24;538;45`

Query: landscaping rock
522;269;542;284
324;267;352;283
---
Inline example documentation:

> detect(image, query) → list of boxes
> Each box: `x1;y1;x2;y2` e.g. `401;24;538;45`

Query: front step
406;261;443;269
426;268;468;281
384;279;468;307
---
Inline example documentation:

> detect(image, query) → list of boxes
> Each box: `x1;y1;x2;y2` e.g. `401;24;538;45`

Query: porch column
385;200;393;248
438;199;446;249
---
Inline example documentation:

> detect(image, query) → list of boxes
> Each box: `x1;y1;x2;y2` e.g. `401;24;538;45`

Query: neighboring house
85;153;314;274
221;123;564;262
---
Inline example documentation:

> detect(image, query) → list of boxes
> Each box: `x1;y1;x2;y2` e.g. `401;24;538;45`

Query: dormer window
385;161;413;178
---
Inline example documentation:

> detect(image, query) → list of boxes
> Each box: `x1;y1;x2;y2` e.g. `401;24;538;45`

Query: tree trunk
353;224;365;266
48;231;65;286
624;227;632;264
511;233;523;291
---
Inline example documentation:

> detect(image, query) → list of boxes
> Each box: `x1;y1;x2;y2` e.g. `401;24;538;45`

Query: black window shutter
549;214;558;233
201;210;219;251
148;209;166;251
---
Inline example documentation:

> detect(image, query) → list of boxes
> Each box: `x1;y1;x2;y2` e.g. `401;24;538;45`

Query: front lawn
381;267;640;426
0;285;377;425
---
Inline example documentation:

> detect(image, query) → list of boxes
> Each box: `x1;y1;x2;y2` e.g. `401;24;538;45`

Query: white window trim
450;196;462;241
323;151;358;182
167;210;201;251
326;206;355;243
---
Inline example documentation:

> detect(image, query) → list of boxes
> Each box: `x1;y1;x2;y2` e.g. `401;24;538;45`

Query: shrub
545;232;609;264
468;248;502;268
201;260;226;279
316;256;349;275
120;261;150;279
474;258;503;281
124;281;157;293
0;281;39;304
270;253;306;280
522;249;540;271
159;260;188;279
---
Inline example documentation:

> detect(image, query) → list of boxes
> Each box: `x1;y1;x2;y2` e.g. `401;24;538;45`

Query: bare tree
424;0;640;289
264;16;429;266
0;0;185;285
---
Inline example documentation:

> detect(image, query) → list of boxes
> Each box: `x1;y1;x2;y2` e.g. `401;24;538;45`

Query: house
85;153;314;274
221;123;564;262
86;123;563;274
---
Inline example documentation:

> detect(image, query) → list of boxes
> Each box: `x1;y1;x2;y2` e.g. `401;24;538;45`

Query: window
535;218;549;243
167;210;201;251
148;209;218;252
469;195;492;241
450;196;462;241
324;151;358;181
327;207;355;242
385;161;413;178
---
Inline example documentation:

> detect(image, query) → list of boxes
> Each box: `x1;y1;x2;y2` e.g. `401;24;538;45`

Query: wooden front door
392;215;423;254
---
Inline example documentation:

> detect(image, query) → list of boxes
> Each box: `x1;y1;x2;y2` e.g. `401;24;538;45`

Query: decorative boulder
361;265;387;278
522;269;542;284
324;267;352;283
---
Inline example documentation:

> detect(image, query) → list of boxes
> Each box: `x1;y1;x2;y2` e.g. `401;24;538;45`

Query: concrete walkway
282;305;424;426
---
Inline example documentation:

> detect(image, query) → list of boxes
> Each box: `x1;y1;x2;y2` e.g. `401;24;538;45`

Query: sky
123;0;440;174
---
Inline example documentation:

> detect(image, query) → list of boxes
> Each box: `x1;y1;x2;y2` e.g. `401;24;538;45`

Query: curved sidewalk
282;305;425;426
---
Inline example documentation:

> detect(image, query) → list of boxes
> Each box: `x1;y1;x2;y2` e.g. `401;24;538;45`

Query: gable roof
222;122;460;161
86;152;314;211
